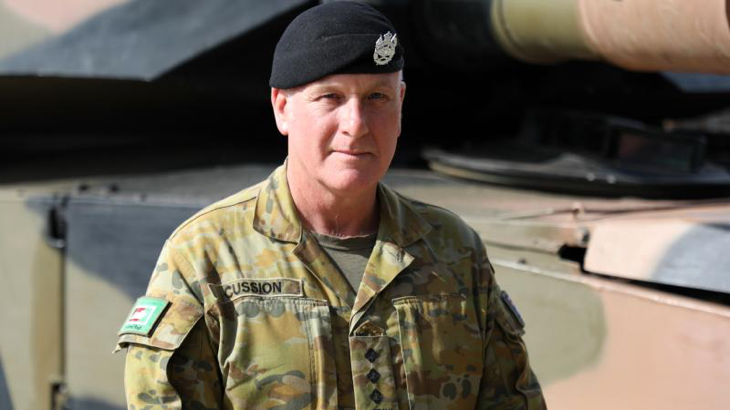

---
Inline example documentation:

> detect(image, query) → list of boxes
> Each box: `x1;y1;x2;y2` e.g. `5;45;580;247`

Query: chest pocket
221;297;337;409
393;293;483;409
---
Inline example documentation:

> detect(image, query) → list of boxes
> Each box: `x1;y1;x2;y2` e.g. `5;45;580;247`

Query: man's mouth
334;150;370;157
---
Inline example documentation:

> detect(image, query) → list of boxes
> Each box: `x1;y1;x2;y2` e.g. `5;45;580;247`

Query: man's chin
324;169;380;194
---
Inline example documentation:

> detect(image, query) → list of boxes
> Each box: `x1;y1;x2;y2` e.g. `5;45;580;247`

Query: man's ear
399;81;406;103
271;88;289;135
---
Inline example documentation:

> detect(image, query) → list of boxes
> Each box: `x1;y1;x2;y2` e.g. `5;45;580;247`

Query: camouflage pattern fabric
116;163;545;409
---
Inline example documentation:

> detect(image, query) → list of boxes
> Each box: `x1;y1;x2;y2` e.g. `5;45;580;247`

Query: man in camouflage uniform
116;2;545;409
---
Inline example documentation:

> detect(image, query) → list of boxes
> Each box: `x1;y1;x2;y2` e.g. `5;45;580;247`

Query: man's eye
321;93;340;100
368;92;387;100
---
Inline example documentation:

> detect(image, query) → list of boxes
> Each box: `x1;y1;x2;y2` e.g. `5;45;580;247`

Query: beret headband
270;1;405;89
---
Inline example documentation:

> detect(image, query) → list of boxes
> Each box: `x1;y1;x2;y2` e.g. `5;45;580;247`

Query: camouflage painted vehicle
1;0;730;409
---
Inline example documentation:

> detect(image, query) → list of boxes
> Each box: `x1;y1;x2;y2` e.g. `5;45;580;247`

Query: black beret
270;1;404;89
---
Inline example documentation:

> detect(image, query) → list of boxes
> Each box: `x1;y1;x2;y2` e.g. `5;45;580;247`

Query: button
365;348;379;363
367;369;381;383
370;389;383;404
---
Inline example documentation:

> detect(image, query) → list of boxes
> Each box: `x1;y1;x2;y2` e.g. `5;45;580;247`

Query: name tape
209;277;303;302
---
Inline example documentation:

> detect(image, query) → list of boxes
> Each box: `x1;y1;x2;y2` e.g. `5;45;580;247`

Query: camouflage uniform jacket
117;164;545;409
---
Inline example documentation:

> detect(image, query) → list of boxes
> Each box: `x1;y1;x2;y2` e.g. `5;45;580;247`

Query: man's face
272;72;405;195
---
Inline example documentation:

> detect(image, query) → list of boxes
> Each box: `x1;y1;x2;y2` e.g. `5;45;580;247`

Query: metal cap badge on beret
269;1;405;89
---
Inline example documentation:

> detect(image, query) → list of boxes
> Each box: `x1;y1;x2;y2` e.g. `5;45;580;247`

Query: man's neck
287;170;379;238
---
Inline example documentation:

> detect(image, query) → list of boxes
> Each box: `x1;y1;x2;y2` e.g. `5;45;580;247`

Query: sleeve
474;245;547;409
116;241;224;409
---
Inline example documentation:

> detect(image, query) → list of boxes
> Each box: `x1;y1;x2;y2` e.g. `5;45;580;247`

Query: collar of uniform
252;163;303;243
253;162;432;246
376;182;431;248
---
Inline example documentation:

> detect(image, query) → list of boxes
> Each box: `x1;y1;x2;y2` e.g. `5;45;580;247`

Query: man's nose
340;98;369;138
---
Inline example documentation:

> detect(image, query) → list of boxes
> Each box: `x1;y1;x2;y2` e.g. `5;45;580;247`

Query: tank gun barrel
419;0;730;74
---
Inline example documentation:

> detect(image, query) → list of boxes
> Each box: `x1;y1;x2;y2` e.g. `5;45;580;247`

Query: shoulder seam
166;242;205;305
395;190;462;219
170;188;260;239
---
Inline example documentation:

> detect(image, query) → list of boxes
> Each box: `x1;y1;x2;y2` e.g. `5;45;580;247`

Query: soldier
116;2;545;409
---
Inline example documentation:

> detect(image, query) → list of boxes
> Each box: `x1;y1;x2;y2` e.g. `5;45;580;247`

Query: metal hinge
44;196;68;250
51;379;69;410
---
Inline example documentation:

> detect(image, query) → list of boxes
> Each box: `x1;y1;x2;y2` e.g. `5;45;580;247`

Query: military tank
1;0;729;409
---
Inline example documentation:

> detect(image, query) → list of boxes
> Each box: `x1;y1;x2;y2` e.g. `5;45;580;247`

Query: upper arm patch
500;291;525;328
115;296;203;352
497;290;526;336
118;297;170;337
